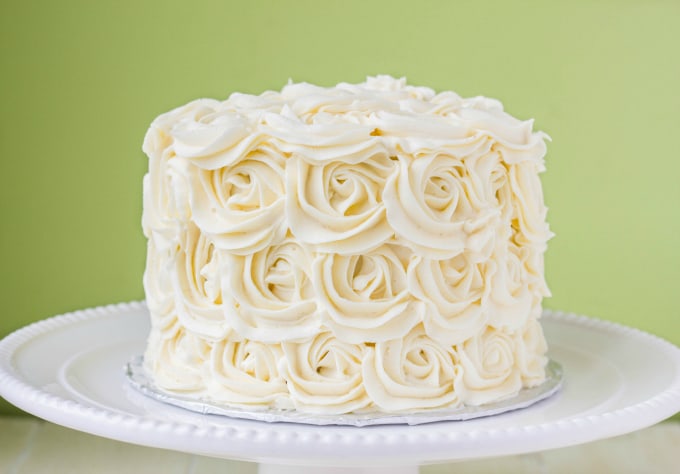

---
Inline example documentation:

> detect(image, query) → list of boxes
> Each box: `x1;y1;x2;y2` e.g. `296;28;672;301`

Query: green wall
1;1;678;416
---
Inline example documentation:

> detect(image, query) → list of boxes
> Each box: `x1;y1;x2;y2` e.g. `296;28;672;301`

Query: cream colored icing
142;76;552;414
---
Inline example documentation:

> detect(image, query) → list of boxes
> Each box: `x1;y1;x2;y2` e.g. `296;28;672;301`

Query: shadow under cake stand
1;302;679;474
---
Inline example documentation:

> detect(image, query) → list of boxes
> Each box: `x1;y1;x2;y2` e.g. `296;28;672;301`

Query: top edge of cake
143;75;549;171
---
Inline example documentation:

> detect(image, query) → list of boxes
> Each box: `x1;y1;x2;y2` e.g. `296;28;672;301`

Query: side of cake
141;76;552;415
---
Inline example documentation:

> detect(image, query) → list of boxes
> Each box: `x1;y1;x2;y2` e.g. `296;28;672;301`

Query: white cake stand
1;302;679;474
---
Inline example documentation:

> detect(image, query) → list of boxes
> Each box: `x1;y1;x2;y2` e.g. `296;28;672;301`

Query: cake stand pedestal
1;302;679;473
258;466;416;474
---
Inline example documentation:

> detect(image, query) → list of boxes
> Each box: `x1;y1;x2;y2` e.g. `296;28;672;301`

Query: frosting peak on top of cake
144;76;548;171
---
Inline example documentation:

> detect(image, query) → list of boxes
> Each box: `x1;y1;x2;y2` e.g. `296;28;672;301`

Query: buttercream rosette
280;331;371;414
362;324;462;412
206;336;289;407
221;237;321;343
188;144;287;255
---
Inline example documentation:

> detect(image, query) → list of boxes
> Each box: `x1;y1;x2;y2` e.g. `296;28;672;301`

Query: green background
1;0;679;416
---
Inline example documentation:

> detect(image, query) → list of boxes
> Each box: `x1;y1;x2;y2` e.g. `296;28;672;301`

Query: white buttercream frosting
142;75;552;414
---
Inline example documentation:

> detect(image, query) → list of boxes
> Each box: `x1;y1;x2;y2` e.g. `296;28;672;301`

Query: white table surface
1;417;678;473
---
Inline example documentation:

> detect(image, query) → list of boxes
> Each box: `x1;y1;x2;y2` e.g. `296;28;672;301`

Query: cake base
2;302;680;471
126;356;563;426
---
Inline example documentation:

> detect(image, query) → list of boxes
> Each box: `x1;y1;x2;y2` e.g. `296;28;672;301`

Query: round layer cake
141;76;552;415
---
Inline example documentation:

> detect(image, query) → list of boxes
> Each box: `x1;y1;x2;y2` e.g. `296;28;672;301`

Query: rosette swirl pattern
171;223;228;339
509;161;553;246
383;154;500;260
486;242;535;330
222;238;320;342
362;325;461;412
166;100;264;169
408;252;490;345
143;238;177;333
280;332;370;414
515;318;549;387
142;147;191;251
286;153;395;254
262;109;386;163
189;145;287;255
207;337;288;407
145;328;211;392
455;327;522;406
313;244;423;343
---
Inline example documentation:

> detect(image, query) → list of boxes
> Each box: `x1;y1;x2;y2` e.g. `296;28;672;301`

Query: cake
141;76;552;415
